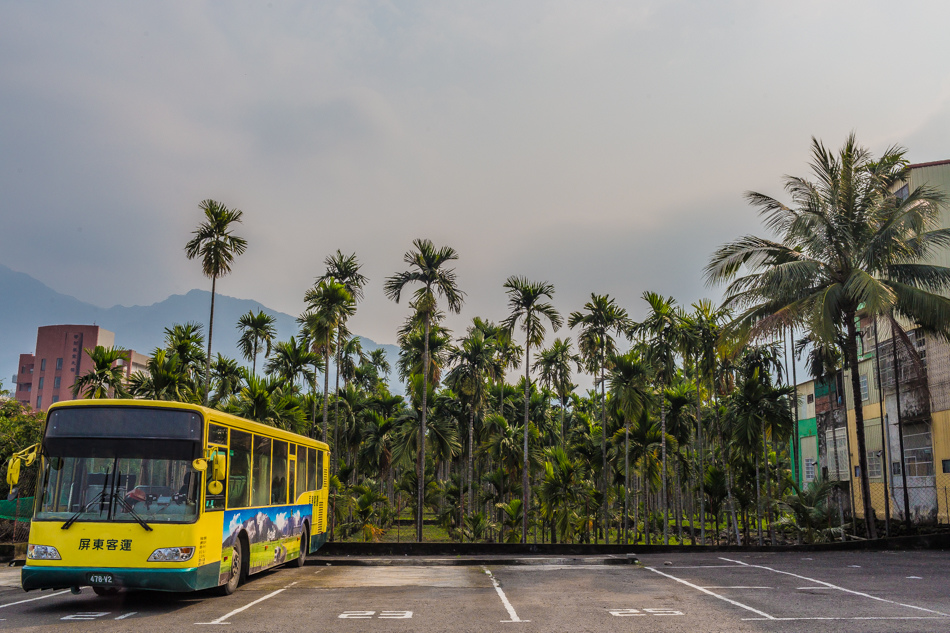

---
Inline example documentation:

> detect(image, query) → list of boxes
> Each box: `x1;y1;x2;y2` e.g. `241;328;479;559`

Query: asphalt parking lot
1;550;948;632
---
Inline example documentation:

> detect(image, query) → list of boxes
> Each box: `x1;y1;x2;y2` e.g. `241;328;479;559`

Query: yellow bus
14;400;329;595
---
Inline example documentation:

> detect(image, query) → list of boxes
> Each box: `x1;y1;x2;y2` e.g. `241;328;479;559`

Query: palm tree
534;338;582;441
184;199;248;404
384;239;465;541
72;346;131;399
236;310;277;377
163;322;206;379
302;281;355;441
608;350;653;543
502;276;563;543
368;349;391;380
210;354;244;405
445;328;502;516
128;350;193;402
630;291;681;544
569;293;631;541
316;251;369;459
265;337;317;392
705;135;950;539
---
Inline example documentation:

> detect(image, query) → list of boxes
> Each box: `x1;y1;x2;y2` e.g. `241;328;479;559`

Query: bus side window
295;445;307;497
205;448;227;511
272;440;287;505
252;435;272;507
228;430;252;509
317;451;324;491
288;459;296;504
307;447;316;491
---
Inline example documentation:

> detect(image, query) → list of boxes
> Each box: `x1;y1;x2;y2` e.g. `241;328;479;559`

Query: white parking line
0;590;71;609
645;567;775;620
701;586;772;589
718;557;949;617
482;567;529;623
742;616;950;621
195;583;297;625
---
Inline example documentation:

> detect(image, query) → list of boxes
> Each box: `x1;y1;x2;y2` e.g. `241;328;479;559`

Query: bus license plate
87;573;114;585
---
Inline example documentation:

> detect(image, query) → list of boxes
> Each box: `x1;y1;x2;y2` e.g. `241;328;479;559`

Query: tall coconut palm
302;281;355;442
534;338;582;442
384;239;465;541
445;328;502;515
72;346;131;399
210;354;244;405
608;350;653;543
630;291;681;544
502;276;563;543
185;199;248;404
163;322;206;379
569;293;631;541
237;310;277;377
705;134;950;539
316;251;368;458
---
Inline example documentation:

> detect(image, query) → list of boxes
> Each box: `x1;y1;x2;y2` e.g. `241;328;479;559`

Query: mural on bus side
219;504;312;583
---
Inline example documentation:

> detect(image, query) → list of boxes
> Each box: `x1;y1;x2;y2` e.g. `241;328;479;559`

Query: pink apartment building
14;325;148;410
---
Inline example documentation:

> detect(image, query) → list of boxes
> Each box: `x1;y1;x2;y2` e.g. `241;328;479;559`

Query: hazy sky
3;1;950;356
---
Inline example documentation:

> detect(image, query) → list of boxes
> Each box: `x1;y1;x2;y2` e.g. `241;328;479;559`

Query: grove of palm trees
77;135;950;546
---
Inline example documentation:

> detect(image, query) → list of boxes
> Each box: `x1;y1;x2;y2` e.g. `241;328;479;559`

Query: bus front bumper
21;562;220;593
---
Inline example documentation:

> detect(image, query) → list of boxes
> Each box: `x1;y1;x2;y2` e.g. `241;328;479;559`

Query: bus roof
46;399;330;451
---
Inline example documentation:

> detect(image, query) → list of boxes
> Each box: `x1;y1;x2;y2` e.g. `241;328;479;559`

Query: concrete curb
316;532;950;557
310;555;639;566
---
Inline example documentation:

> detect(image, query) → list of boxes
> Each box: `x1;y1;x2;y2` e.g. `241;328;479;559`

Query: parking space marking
645;567;775;620
701;586;772;589
195;587;288;625
0;590;70;609
718;557;950;617
482;567;528;623
742;616;950;622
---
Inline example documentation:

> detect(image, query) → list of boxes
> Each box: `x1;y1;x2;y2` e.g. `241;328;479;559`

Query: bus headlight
27;544;62;560
147;547;195;562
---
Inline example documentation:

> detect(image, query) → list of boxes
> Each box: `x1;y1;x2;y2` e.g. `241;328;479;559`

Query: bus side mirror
6;458;20;486
207;480;224;495
213;454;227;481
192;459;208;472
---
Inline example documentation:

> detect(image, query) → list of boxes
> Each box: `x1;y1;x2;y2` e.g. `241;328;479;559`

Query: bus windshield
36;406;203;524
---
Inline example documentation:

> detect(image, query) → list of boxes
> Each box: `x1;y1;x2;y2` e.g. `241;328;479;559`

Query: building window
56;358;63;370
54;376;61;389
25;384;31;393
804;459;817;482
40;359;46;371
866;449;883;479
859;374;869;401
807;394;814;404
38;377;44;389
902;423;934;477
942;459;950;474
36;396;42;408
51;396;59;404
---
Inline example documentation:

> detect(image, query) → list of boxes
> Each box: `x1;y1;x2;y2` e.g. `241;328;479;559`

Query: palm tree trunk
871;316;891;537
203;275;216;405
468;407;474;517
334;329;342;474
890;316;912;531
522;341;530;544
661;387;668;545
624;423;629;544
844;311;877;539
697;360;705;545
418;314;430;542
322;335;331;443
601;352;608;545
755;455;763;547
252;339;258;378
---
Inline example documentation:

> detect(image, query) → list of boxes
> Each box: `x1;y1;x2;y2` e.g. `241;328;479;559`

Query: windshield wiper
61;491;106;530
114;495;153;532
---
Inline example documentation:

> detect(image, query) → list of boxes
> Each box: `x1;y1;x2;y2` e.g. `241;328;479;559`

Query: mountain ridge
0;263;401;393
